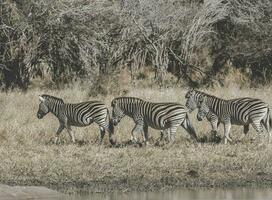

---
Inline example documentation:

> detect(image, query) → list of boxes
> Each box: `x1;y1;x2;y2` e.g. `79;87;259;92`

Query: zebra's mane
195;90;223;100
41;94;64;104
114;96;181;105
114;96;144;103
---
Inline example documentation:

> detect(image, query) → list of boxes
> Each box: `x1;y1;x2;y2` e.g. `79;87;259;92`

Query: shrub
0;0;271;90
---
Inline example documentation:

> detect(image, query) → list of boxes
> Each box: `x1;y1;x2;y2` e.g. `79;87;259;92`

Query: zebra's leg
168;126;178;144
164;128;171;142
260;114;272;144
223;122;232;144
267;121;272;143
131;124;143;144
268;130;272;144
54;124;65;144
107;119;115;145
238;124;249;141
99;126;106;145
156;129;167;146
143;123;149;145
162;129;170;144
160;130;168;141
160;130;164;141
67;126;76;144
211;117;219;139
181;116;198;142
97;118;115;145
251;120;264;143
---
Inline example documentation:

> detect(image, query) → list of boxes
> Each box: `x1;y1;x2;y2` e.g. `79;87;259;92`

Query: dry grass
1;85;272;193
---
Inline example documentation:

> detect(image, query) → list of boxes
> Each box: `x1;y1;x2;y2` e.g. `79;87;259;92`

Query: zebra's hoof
109;139;116;146
131;141;142;148
145;141;150;146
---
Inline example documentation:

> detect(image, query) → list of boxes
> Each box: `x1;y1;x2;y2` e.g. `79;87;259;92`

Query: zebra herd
37;89;272;145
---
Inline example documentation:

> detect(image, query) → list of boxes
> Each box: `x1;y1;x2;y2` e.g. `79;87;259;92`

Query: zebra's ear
199;95;204;103
188;88;195;96
39;95;45;102
185;88;194;98
199;96;206;103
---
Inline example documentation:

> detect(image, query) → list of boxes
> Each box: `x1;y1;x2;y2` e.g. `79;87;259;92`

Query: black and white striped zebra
185;89;272;144
111;97;198;144
37;95;114;145
185;89;221;139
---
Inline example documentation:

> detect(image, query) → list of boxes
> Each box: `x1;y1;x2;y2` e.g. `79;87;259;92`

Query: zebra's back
146;102;188;129
64;101;109;127
228;98;269;124
207;96;269;125
112;96;190;129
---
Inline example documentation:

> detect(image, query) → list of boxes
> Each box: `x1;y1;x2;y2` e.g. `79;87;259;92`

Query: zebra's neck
48;100;65;117
119;98;144;116
195;91;225;104
205;95;227;115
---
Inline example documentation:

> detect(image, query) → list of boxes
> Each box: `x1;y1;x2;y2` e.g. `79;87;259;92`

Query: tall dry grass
1;85;272;193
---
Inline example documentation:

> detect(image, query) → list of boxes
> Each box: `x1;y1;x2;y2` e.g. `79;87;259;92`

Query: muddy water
68;188;272;200
0;184;64;200
2;185;271;200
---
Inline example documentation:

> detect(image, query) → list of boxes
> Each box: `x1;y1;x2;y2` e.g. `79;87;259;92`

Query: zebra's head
37;95;64;119
197;96;209;121
111;99;125;126
185;89;198;112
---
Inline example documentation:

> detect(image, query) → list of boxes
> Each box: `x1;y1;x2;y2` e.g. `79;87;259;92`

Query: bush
184;0;272;85
0;0;271;90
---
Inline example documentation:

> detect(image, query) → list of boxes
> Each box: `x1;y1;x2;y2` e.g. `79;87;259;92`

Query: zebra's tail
269;108;272;133
181;113;198;142
107;109;115;145
263;107;272;133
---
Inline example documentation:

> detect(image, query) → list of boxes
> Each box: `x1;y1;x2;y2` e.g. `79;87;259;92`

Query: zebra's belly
148;121;174;130
68;120;93;127
148;123;164;130
146;119;183;130
219;114;249;125
231;121;248;125
229;118;249;125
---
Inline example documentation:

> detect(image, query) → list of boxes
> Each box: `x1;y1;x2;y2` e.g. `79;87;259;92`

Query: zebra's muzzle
37;112;45;119
188;108;193;113
112;119;118;126
197;115;203;121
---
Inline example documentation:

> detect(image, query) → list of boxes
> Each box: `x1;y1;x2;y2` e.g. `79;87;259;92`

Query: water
68;188;272;200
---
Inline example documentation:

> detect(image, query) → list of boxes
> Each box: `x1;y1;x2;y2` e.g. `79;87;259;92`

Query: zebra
185;89;254;141
185;89;221;140
111;97;198;144
37;95;115;145
185;89;272;144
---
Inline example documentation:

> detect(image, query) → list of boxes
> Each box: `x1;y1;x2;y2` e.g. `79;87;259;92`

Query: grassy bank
1;85;272;193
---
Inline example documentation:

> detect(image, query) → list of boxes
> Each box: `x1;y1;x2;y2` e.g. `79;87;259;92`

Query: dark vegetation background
1;0;272;92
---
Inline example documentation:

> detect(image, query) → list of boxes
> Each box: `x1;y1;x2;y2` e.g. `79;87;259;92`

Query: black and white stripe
185;89;272;144
37;95;114;144
185;89;221;139
111;97;197;144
